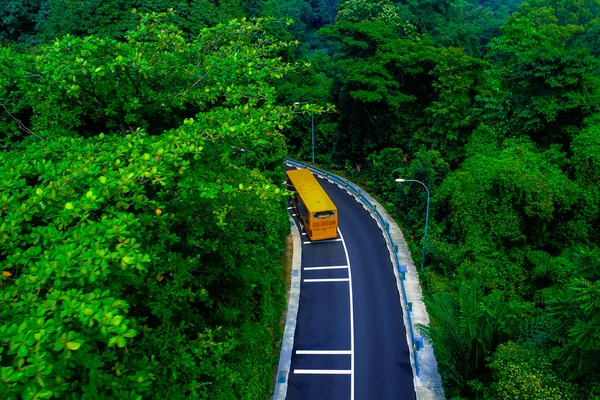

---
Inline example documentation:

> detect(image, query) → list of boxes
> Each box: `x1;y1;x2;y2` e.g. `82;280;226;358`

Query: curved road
286;169;416;400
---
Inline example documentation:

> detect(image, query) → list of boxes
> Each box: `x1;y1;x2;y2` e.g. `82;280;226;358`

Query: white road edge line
294;369;352;375
338;228;355;400
303;278;349;283
304;266;348;271
296;350;352;355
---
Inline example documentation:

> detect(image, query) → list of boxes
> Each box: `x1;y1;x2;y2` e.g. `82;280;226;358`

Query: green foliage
0;0;50;44
544;246;600;383
483;0;600;145
2;11;298;143
488;341;577;399
41;0;244;41
438;138;574;255
416;280;509;398
571;115;600;185
323;0;488;163
0;15;295;399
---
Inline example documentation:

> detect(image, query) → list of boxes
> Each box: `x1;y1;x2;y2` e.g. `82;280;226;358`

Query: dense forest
1;0;599;399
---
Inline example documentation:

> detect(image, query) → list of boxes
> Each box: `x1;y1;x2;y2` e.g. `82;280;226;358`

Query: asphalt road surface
286;171;416;400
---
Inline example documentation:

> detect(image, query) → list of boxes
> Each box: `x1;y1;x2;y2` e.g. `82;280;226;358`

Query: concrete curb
273;216;302;400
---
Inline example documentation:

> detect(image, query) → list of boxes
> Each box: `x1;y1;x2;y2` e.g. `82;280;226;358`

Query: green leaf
36;389;53;399
66;341;81;351
18;344;29;357
121;256;134;265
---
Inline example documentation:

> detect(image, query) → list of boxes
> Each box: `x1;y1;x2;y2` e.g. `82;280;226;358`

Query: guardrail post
372;204;376;211
407;302;412;312
414;337;424;351
394;244;398;253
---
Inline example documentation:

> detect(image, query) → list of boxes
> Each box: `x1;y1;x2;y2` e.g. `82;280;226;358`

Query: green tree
488;341;577;399
41;0;244;41
433;136;578;289
416;280;509;397
0;14;300;399
545;246;600;385
324;0;487;164
0;0;51;44
483;0;600;146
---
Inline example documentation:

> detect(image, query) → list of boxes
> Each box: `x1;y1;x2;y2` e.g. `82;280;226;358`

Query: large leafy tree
0;0;51;44
433;135;578;289
483;0;600;146
324;0;487;163
41;0;244;41
0;13;300;399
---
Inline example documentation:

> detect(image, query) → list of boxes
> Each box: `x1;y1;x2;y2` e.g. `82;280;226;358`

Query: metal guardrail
285;158;421;378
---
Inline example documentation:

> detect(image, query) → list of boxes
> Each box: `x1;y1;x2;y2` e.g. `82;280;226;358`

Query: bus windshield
313;210;335;219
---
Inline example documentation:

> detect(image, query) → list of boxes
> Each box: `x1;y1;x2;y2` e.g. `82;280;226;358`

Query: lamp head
395;179;405;182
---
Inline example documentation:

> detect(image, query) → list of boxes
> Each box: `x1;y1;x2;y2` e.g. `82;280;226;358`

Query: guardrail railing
285;158;421;378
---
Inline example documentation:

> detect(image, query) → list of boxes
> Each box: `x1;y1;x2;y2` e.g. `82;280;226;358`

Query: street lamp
294;102;315;164
395;178;430;269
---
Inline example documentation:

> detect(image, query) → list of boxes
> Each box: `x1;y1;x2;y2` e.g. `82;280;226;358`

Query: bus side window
286;182;296;201
297;198;308;221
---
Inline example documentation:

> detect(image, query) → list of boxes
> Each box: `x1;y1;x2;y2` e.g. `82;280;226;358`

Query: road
286;170;416;400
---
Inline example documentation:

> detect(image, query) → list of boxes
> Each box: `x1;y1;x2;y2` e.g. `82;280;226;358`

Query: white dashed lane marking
296;350;351;355
303;239;342;245
294;370;352;375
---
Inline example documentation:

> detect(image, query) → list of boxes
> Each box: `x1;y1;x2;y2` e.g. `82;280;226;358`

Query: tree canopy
1;12;301;399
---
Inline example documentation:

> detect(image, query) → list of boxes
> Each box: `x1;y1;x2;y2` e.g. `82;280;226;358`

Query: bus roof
286;169;337;213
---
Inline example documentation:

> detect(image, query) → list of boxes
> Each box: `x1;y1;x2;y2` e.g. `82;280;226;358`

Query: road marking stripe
338;228;355;400
301;232;307;236
287;207;293;209
296;350;351;355
294;369;351;375
304;266;348;270
304;278;349;283
292;213;297;216
303;238;342;244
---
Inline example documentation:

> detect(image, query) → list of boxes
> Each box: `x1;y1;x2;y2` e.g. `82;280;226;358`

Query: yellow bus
286;169;338;241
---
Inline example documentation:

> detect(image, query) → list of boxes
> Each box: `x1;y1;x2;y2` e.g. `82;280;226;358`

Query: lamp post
395;178;430;269
294;102;314;163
